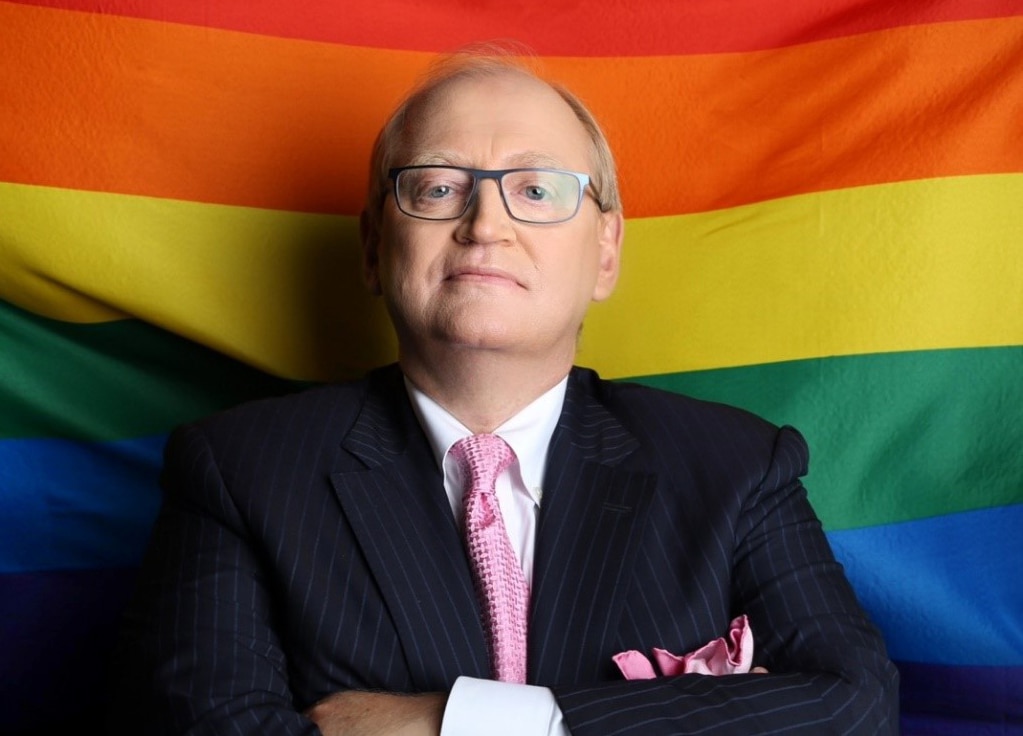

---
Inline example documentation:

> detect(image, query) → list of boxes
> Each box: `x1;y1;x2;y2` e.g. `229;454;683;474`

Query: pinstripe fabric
545;376;899;734
109;364;897;734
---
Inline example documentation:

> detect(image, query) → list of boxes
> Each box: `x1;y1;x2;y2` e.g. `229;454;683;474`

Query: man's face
364;71;623;368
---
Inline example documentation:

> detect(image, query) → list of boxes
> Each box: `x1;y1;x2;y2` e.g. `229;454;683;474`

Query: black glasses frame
387;165;592;224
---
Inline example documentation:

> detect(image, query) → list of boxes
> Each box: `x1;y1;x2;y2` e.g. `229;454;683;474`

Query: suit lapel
329;366;659;688
530;369;659;685
330;367;489;689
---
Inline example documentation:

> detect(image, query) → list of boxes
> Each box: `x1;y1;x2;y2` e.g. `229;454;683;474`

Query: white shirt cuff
440;676;570;736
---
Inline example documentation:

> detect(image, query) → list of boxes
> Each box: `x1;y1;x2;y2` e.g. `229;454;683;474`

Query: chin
444;328;518;351
434;315;523;348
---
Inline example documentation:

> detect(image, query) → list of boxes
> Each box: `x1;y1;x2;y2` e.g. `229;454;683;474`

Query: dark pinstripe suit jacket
113;364;899;735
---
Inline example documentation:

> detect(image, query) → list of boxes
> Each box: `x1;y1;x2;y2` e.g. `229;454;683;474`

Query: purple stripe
897;660;1023;735
4;571;1021;732
0;568;138;731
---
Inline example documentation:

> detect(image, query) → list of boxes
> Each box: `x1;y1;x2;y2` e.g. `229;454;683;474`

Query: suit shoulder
571;367;808;468
587;371;777;432
168;368;394;465
161;370;401;489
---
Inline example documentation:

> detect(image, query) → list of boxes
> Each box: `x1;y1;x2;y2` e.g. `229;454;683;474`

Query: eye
410;175;468;204
412;176;460;200
523;185;551;201
423;184;454;199
507;173;565;210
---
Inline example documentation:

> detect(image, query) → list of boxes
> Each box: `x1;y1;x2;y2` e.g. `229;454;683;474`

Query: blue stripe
827;503;1023;667
0;435;164;573
3;437;1020;672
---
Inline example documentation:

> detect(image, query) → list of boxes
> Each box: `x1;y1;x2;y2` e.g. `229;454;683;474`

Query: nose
457;178;514;244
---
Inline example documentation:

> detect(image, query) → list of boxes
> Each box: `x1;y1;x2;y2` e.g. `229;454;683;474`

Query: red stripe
7;0;1023;55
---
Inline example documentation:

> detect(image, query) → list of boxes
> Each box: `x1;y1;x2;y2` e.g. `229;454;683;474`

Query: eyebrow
404;151;568;169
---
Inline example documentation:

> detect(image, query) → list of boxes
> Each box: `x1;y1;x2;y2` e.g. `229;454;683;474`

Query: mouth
446;266;522;287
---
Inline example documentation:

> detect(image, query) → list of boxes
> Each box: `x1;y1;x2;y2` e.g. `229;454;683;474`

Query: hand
304;690;447;736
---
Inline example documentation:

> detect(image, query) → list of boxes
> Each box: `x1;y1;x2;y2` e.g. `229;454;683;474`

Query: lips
446;265;521;287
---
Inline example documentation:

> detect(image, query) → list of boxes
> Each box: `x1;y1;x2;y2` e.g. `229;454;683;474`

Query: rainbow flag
1;1;1020;732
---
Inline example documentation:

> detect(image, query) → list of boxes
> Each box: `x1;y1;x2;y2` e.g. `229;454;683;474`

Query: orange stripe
2;4;1021;217
0;4;418;214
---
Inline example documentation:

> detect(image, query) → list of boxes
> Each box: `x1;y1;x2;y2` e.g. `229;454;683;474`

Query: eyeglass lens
395;167;583;223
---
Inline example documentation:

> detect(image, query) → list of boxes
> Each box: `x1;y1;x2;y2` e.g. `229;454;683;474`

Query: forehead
397;70;593;170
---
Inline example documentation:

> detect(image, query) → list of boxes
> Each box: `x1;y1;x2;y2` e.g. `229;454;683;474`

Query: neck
399;346;572;434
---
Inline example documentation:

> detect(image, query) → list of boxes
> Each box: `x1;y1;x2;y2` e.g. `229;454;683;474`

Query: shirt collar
404;375;568;499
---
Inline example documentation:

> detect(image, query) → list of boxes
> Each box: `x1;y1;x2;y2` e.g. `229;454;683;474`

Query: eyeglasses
388;166;592;224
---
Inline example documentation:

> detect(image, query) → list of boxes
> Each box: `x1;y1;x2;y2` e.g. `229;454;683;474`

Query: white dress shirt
405;377;572;736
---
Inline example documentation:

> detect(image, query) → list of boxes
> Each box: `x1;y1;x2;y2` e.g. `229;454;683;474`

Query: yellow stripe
584;174;1023;377
0;182;390;378
2;176;1021;380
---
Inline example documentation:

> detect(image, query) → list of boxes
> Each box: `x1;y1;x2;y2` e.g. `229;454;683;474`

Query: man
111;51;899;735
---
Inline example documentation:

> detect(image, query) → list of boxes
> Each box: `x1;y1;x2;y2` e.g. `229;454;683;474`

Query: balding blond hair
363;47;622;228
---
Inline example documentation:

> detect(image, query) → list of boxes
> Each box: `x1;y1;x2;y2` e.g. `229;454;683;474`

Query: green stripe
627;346;1023;530
4;295;1019;530
0;298;298;441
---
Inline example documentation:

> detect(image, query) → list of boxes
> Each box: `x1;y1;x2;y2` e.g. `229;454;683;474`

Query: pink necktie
451;434;529;683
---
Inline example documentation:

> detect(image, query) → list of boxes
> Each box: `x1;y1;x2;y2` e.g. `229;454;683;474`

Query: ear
360;208;383;296
592;210;624;302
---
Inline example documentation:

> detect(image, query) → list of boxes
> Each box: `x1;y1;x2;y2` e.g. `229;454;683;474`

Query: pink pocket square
613;614;754;679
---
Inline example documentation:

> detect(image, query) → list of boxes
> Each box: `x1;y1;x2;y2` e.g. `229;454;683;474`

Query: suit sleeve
108;424;320;736
549;426;900;735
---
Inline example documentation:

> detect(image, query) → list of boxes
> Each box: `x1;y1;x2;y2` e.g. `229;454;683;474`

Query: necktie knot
451;434;515;494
